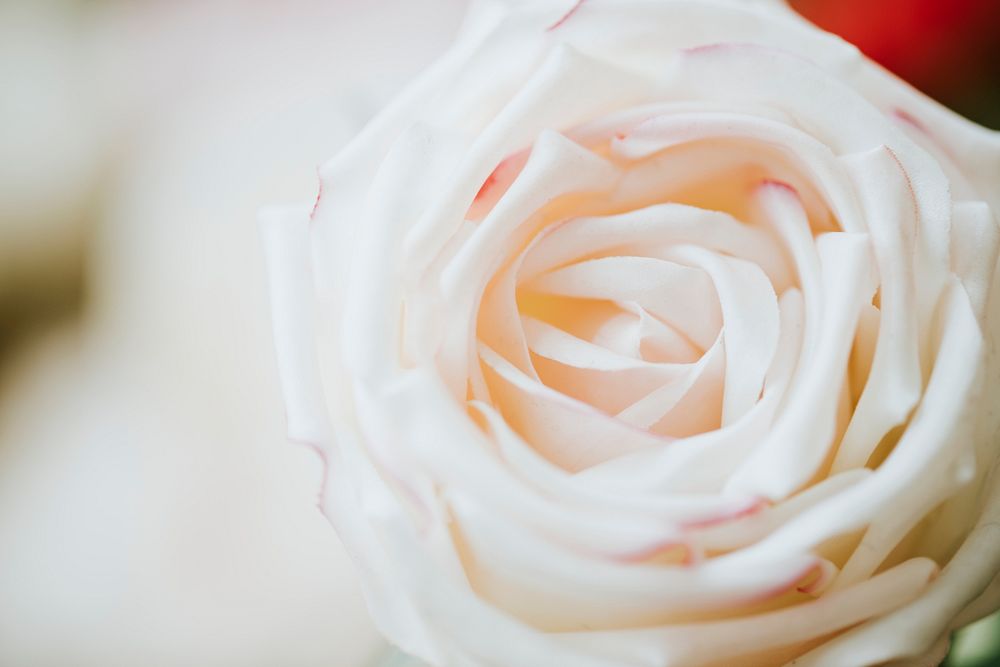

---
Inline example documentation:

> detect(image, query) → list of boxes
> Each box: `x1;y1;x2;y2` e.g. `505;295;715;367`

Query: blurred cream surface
0;1;464;665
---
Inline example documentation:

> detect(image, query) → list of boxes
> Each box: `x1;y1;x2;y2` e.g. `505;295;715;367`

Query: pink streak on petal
546;0;585;32
467;149;531;220
309;168;324;221
748;559;823;604
474;151;524;202
883;145;920;218
891;107;929;135
681;497;768;530
681;42;737;57
681;41;813;66
758;178;799;196
614;538;694;565
474;170;498;202
797;559;838;596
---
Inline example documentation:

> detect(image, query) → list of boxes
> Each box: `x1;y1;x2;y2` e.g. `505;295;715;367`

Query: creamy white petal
439;130;622;395
471;400;766;525
658;245;779;425
728;232;876;499
523;255;721;349
518;202;792;289
736;281;983;557
951;200;1000;323
559;558;938;667
452;490;823;631
404;44;654;274
832;146;924;472
576;287;803;494
479;344;666;471
615;337;724;431
258;204;331;445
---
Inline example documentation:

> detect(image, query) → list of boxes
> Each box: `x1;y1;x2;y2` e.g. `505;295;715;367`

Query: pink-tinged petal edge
682;497;769;530
546;0;585;32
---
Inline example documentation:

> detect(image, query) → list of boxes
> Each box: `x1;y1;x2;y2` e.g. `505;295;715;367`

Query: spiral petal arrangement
262;2;1000;666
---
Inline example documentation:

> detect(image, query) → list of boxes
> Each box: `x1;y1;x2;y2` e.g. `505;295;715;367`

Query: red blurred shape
791;0;1000;98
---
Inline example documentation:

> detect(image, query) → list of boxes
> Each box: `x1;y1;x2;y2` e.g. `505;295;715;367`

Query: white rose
262;1;1000;665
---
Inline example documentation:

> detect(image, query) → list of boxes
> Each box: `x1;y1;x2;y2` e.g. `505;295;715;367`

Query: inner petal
616;334;726;436
520;255;722;349
517;203;793;291
628;302;703;364
655;245;780;427
523;315;707;414
589;307;644;359
479;343;668;472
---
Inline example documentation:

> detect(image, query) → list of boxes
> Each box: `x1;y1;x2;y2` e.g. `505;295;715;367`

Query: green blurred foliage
947;612;1000;667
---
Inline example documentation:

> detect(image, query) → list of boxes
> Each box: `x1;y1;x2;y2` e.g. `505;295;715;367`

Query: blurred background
0;1;997;666
0;1;465;665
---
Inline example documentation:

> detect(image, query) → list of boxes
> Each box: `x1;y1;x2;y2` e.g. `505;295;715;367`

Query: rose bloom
262;1;1000;666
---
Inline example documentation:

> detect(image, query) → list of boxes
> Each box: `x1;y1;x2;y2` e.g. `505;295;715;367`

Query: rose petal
451;488;824;631
405;44;654;274
559;557;939;667
522;255;721;349
615;336;724;432
441;130;622;395
727;232;876;499
736;281;983;557
479;343;667;471
832;147;925;472
258;204;331;445
657;245;779;426
518;202;792;290
575;287;804;494
950;199;1000;323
